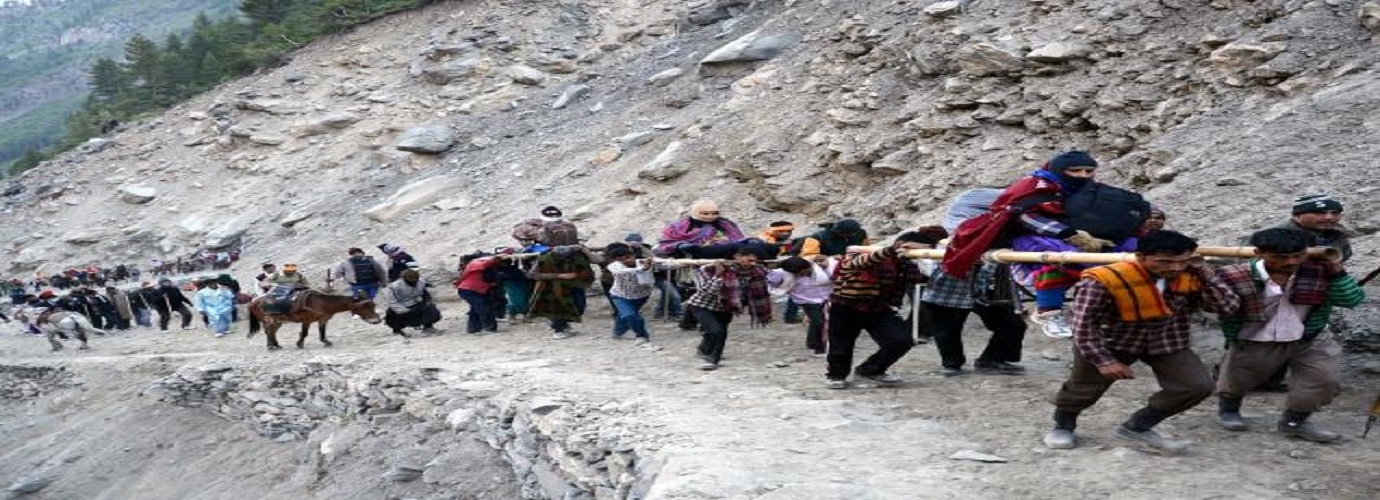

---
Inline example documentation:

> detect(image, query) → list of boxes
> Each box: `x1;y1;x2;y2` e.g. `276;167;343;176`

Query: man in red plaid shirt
1043;230;1240;453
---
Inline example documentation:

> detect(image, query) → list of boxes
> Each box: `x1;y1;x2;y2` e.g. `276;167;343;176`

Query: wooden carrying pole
847;246;1341;263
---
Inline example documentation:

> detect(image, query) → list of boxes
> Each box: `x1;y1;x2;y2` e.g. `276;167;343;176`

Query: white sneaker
552;331;574;340
1032;310;1073;339
633;338;650;346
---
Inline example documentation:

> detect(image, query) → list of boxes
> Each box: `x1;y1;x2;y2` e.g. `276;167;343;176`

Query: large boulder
363;176;461;222
119;185;157;204
700;30;802;65
637;141;691;181
1361;2;1380;33
203;214;255;248
62;228;114;245
395;125;454;154
1026;42;1092;63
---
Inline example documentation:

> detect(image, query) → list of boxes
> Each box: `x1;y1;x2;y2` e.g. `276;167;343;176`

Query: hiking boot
1217;397;1248;432
1111;425;1191;454
975;361;1026;375
1043;429;1077;449
1032;310;1073;339
825;378;848;390
1278;412;1341;443
1218;412;1248;432
860;373;904;386
552;331;574;340
939;367;965;378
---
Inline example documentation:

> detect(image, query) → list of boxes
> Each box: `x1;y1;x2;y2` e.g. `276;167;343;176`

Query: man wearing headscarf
382;268;442;336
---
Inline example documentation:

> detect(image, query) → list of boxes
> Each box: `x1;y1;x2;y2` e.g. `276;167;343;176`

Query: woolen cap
624;233;644;243
1292;193;1343;215
1047;150;1098;171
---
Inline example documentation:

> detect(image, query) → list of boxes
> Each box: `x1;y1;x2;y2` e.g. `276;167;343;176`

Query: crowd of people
5;150;1365;453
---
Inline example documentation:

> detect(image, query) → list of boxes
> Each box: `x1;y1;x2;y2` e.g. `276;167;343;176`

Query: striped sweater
828;247;926;313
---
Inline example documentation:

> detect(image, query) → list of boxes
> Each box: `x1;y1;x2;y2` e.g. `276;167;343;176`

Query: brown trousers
1054;348;1214;416
1216;335;1341;413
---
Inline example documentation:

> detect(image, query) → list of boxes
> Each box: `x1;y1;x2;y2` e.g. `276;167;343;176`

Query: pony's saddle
264;286;312;315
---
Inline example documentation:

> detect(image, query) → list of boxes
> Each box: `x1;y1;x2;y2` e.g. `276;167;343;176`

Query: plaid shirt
1071;269;1240;367
922;264;1009;309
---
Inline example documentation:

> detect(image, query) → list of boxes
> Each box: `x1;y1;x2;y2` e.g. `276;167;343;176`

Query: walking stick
1356;265;1380;287
911;283;922;343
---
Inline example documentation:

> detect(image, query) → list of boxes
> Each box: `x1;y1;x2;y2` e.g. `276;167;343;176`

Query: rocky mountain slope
2;0;1379;279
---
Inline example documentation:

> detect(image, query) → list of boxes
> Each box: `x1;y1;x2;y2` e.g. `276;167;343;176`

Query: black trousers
156;305;193;330
690;306;734;364
825;304;913;380
923;302;1026;369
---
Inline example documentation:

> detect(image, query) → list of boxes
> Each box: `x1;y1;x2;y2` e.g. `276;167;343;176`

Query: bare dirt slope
2;297;1377;499
2;0;1378;277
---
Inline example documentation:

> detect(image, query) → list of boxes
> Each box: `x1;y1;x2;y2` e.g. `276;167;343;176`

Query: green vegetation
2;0;437;177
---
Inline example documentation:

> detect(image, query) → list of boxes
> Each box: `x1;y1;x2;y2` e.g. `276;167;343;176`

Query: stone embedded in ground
949;450;1008;463
700;30;802;65
507;64;547;85
648;68;685;86
551;84;592;109
363;176;460;222
119;185;157;204
955;43;1027;76
923;1;964;18
1026;42;1092;63
395;125;455;153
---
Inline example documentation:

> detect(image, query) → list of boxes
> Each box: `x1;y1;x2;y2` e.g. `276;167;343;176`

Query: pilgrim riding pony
247;290;381;350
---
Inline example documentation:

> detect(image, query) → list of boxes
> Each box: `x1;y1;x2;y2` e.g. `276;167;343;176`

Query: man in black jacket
152;278;195;331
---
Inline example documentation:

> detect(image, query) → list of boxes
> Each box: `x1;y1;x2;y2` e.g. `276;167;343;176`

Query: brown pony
247;291;381;350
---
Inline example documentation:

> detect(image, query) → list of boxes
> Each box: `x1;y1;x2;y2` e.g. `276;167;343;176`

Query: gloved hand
1065;230;1114;253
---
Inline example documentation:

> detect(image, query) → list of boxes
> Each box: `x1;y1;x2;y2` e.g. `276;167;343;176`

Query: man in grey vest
330;247;388;300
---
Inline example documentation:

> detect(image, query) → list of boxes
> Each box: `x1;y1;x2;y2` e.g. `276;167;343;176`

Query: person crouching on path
195;280;235;337
528;245;597;339
685;246;772;371
767;256;836;355
383;269;442;336
456;253;505;334
1213;228;1363;442
824;231;936;389
605;245;657;345
1043;230;1240;453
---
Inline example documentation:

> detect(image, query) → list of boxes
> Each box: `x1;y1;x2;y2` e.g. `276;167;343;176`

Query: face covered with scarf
1045;150;1098;191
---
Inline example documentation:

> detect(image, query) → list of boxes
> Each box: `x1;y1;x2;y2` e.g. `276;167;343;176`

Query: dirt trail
1;297;1377;499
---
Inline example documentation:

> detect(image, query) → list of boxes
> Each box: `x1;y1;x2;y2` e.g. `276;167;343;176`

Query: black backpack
1059;183;1151;242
